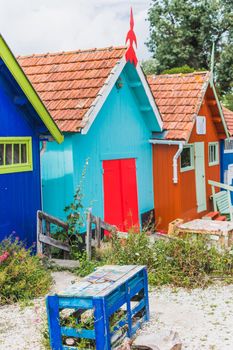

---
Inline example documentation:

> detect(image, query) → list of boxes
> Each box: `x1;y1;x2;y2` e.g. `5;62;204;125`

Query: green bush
92;232;233;288
106;231;154;267
0;237;52;305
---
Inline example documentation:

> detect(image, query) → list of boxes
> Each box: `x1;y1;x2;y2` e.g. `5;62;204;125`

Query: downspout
173;143;184;183
149;139;185;184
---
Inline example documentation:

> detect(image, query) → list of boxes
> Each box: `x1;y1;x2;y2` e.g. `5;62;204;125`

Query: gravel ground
141;285;233;350
1;273;233;349
0;271;79;350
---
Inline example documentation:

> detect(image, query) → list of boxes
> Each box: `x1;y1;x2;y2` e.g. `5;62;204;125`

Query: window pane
0;144;3;166
209;146;212;162
212;145;216;162
209;144;217;163
13;144;20;164
181;147;191;168
224;139;233;151
5;144;12;165
21;144;27;163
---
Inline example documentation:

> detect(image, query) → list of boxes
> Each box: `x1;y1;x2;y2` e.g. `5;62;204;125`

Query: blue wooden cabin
19;48;163;231
220;107;233;190
0;35;63;246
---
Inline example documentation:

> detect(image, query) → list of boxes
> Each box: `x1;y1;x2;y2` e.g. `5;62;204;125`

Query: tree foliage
146;0;233;96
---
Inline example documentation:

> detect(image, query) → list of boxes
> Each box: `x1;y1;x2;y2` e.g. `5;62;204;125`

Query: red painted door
103;159;139;231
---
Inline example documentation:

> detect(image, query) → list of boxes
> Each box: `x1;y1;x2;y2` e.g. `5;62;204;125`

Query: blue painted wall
220;140;233;204
220;140;233;183
42;66;158;228
0;62;42;246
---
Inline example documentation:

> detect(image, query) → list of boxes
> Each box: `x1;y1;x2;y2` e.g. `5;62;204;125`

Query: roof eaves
136;65;163;131
210;81;229;139
0;34;63;143
186;72;211;142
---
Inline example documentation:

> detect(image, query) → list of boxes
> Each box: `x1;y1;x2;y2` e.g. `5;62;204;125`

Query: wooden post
37;211;43;255
45;221;52;258
211;185;217;211
86;211;92;260
96;216;101;248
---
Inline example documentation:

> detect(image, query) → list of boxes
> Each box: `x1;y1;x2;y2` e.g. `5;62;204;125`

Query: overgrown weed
0;237;52;305
74;231;233;289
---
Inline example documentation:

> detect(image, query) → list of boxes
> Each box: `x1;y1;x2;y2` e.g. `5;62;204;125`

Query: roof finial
125;7;138;67
210;41;215;83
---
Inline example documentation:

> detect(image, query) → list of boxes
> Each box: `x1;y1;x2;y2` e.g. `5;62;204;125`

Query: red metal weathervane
125;7;138;67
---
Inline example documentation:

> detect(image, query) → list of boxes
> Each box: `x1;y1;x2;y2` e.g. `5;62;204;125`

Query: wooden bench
213;191;233;219
46;265;149;350
209;180;233;221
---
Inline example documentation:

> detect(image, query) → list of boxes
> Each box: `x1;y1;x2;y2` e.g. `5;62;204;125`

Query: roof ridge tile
17;45;127;59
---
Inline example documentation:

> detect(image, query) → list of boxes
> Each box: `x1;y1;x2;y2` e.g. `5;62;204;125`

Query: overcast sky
0;0;152;60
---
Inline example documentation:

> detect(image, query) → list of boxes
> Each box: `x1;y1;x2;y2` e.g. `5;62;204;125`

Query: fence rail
86;212;119;260
37;210;125;260
37;210;70;256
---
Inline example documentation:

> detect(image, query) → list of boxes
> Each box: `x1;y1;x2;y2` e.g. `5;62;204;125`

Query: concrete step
202;211;219;220
215;215;227;221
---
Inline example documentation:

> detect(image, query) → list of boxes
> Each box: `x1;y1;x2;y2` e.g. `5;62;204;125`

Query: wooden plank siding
41;67;157;230
153;92;222;231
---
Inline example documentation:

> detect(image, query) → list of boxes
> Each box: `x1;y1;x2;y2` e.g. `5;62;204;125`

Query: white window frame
180;144;194;172
208;142;219;166
224;138;233;154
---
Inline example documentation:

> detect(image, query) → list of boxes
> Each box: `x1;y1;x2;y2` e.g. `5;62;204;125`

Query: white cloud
0;0;152;59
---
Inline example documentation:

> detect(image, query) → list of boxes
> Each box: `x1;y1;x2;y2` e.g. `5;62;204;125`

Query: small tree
146;0;233;95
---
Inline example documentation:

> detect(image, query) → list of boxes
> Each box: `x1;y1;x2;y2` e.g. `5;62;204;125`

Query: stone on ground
134;330;182;350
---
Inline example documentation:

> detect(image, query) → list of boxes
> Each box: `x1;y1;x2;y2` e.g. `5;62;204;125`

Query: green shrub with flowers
76;230;233;289
0;237;52;305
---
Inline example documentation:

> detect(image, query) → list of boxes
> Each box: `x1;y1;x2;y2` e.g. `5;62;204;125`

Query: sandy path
1;273;233;349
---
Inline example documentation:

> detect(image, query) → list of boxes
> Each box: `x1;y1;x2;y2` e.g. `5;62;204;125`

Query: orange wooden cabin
147;72;229;231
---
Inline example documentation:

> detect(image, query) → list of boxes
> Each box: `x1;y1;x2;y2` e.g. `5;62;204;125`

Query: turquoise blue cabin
0;35;63;246
19;47;162;231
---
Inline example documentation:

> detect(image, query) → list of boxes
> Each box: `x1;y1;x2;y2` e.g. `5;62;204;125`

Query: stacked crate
46;265;149;350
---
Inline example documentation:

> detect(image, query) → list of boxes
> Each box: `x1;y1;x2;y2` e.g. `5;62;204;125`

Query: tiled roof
147;72;211;140
223;106;233;136
17;47;127;132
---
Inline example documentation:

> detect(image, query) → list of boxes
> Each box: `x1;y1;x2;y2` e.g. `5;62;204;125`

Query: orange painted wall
153;96;222;231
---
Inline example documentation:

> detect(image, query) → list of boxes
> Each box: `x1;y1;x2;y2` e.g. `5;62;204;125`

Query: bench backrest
214;191;230;214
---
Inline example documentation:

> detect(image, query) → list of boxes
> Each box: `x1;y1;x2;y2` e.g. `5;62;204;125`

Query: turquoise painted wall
42;65;158;228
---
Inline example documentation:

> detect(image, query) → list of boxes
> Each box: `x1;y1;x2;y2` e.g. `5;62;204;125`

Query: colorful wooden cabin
147;72;229;231
18;48;162;231
0;35;63;245
220;107;233;186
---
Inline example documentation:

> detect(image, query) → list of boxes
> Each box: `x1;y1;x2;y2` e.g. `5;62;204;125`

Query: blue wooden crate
46;265;149;350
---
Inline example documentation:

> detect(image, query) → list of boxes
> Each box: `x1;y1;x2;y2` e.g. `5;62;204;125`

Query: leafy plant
59;308;125;349
0;237;52;305
52;159;89;252
73;251;102;277
106;230;154;267
162;65;196;75
87;231;233;289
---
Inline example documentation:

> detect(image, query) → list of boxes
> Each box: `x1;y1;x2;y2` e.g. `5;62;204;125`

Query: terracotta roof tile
17;46;126;132
223;106;233;136
147;72;210;140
